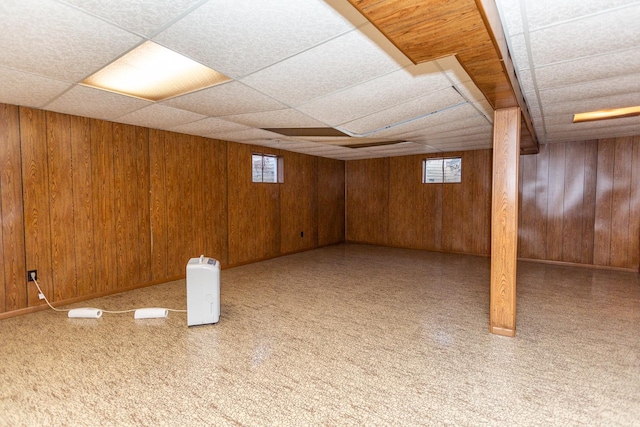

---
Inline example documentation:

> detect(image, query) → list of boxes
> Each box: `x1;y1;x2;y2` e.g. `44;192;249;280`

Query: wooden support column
490;107;520;337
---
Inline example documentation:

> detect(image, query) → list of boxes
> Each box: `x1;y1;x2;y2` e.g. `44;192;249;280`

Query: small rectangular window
252;153;283;183
422;157;461;183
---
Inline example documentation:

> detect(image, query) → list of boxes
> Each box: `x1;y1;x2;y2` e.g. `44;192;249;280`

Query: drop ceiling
0;0;638;160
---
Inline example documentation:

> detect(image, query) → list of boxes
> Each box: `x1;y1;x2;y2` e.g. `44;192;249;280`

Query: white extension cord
30;273;186;319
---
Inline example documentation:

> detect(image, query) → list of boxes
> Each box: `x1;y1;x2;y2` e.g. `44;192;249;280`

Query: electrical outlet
27;270;37;282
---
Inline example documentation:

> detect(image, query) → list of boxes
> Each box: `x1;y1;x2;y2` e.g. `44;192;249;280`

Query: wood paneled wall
518;137;640;270
346;137;639;271
0;103;345;317
346;150;492;255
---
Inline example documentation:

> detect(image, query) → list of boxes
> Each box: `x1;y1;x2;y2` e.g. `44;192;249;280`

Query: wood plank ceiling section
348;0;539;154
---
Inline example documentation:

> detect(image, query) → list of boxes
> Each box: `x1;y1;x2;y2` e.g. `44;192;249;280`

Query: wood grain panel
580;140;598;265
20;107;53;306
149;129;168;280
631;136;640;272
345;158;389;245
192;136;206;257
46;111;77;301
421;155;443;251
70;115;96;297
227;143;281;265
317;157;345;247
280;152;318;254
0;104;26;312
546;142;565;261
135;126;152;283
518;149;537;258
490;107;520;337
388;155;422;249
90;119;117;293
442;151;466;253
561;141;586;264
202;138;228;266
470;149;492;255
164;131;186;276
113;123;140;288
610;137;633;268
594;139;615;266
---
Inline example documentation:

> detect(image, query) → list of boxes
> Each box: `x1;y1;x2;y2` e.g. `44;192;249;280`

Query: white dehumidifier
186;255;220;326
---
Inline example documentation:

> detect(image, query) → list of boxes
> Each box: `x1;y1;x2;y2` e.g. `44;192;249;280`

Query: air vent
262;127;349;137
341;140;406;149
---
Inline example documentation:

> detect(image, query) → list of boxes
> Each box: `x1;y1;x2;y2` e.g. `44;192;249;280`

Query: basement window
252;153;283;183
422;157;462;183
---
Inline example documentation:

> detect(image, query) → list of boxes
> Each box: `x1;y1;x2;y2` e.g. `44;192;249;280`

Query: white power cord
30;273;187;316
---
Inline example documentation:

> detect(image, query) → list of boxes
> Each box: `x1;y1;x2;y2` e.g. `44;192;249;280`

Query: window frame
422;156;462;184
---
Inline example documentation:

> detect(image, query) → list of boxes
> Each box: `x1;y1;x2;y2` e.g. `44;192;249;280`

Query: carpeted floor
1;244;639;426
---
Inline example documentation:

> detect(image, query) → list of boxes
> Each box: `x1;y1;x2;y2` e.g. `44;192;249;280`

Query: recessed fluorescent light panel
573;106;640;123
82;41;230;101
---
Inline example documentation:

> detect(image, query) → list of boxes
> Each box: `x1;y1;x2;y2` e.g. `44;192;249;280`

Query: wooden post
490;107;520;337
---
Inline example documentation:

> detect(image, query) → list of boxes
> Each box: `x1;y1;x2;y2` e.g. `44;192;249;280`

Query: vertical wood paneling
421;155;443;251
149;129;168;280
580;140;598;265
135;126;152;283
281;152;318;254
469;150;490;255
46;112;77;301
202;138;228;266
442;152;466;253
164;132;184;276
317;157;345;247
389;155;422;249
561;141;586;263
0;104;26;312
630;136;640;271
113;123;140;288
70;115;96;297
345;158;389;245
610;137;633;268
532;145;549;259
546;142;565;261
594;139;615;266
227;143;281;265
20;107;53;306
518;149;537;258
1;102;349;318
90;119;117;292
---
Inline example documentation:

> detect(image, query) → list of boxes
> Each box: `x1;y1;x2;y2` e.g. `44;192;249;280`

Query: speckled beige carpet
1;244;639;426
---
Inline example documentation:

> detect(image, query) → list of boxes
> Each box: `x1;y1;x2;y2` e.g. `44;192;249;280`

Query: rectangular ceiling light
82;41;230;101
573;106;640;123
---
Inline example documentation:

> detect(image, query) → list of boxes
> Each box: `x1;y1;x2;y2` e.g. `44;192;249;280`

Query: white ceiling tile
45;85;151;120
368;104;482;139
153;0;367;79
116;104;206;129
297;62;451;126
507;34;531;73
545;121;640;142
162;81;286;117
473;100;494;122
529;6;640;66
543;92;640;116
208;128;283;142
0;66;71;108
495;0;524;35
61;0;204;36
0;0;142;82
524;0;640;30
538;74;640;104
534;47;640;90
240;24;411;106
339;88;466;135
169;117;249;137
223;109;326;128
